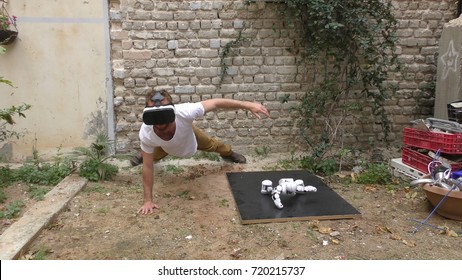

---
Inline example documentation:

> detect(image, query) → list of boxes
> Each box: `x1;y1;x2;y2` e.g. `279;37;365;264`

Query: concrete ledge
0;174;88;260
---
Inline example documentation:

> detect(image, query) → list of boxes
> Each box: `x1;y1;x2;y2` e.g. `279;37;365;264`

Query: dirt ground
3;151;462;260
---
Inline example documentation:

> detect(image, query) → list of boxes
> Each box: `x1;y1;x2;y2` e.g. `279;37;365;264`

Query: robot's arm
261;179;273;194
293;179;317;193
271;186;283;209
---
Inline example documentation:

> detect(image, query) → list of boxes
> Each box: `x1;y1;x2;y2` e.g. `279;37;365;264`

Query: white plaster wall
0;0;112;161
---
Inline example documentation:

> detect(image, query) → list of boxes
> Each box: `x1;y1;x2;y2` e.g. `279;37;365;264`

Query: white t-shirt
139;102;205;158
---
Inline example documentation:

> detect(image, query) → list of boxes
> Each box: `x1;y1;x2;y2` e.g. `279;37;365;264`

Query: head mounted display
142;91;176;125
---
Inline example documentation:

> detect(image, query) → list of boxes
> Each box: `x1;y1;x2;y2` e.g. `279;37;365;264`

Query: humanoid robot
261;178;317;209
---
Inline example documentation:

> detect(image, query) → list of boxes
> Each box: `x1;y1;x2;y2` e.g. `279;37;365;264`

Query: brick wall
108;0;458;155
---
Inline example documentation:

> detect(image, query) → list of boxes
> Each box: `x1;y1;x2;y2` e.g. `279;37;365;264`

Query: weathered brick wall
108;0;458;155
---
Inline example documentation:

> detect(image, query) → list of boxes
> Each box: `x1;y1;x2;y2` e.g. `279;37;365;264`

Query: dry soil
2;152;462;260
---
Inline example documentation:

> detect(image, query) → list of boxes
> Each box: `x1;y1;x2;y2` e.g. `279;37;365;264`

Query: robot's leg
272;192;283;209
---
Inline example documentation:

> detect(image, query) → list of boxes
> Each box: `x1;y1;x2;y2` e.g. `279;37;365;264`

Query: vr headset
142;91;176;125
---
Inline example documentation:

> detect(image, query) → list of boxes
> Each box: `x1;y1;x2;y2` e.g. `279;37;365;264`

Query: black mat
226;170;361;224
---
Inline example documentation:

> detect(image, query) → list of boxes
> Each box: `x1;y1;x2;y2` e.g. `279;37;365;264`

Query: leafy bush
1;46;31;144
0;165;13;187
28;184;51;201
0;189;6;203
300;156;338;176
13;162;73;186
73;132;118;181
356;163;392;185
0;200;24;219
78;158;118;182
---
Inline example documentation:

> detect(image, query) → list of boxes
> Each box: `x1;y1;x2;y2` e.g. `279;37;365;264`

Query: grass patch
28;185;51;201
0;200;25;219
165;164;184;174
83;183;106;193
193;151;221;161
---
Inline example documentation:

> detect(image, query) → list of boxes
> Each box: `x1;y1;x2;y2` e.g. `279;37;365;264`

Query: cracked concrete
0;174;87;260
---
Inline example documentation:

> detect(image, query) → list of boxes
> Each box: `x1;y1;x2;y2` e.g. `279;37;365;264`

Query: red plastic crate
401;146;462;173
403;127;462;154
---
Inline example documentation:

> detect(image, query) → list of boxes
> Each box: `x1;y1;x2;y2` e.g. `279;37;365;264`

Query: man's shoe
130;154;143;166
221;151;246;164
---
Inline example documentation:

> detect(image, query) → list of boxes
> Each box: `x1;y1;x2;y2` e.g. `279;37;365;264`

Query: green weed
31;248;49;260
84;183;106;193
177;190;190;199
0;189;6;203
28;185;51;201
0;166;13;187
219;198;229;208
165;164;184;174
254;146;271;157
300;156;338;176
193;151;220;161
74;132;119;182
0;200;25;219
356;163;392;185
13;161;73;186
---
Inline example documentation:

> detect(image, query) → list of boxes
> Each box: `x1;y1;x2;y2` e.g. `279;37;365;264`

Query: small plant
0;165;13;187
31;248;49;260
0;152;73;203
83;183;106;193
355;163;392;185
254;146;271;158
300;155;338;177
193;151;220;162
0;189;6;203
177;190;190;199
164;164;184;174
97;205;110;215
1;46;31;145
78;158;118;182
0;200;24;219
0;98;31;144
14;161;73;186
270;151;300;170
74;132;118;182
219;198;229;208
28;184;50;201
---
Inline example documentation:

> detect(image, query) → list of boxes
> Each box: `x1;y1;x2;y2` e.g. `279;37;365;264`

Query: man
137;89;270;214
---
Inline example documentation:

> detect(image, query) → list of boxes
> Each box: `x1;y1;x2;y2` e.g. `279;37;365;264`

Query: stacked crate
401;126;462;174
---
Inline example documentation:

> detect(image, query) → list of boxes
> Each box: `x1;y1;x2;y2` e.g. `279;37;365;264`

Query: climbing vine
219;29;245;84
280;0;401;160
218;0;401;172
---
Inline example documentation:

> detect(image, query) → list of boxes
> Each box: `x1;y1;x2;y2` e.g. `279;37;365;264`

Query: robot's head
142;91;176;125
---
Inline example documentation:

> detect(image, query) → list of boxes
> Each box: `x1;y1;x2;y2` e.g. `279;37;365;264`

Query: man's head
145;89;173;107
142;89;176;126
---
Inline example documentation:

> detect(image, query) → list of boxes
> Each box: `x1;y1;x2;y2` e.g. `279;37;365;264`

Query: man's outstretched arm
201;99;270;119
138;150;160;214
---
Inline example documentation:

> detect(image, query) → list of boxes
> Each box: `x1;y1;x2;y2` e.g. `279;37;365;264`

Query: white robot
261;178;317;209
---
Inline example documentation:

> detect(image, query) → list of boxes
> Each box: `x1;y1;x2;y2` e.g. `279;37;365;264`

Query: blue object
451;169;462;179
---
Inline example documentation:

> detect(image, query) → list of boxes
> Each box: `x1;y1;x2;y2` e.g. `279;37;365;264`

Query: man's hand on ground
138;201;160;215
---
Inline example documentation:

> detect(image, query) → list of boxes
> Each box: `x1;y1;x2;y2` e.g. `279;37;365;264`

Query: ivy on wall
279;0;401;157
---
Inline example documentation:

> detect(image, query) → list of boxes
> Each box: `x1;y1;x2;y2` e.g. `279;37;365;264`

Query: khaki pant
153;125;232;161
